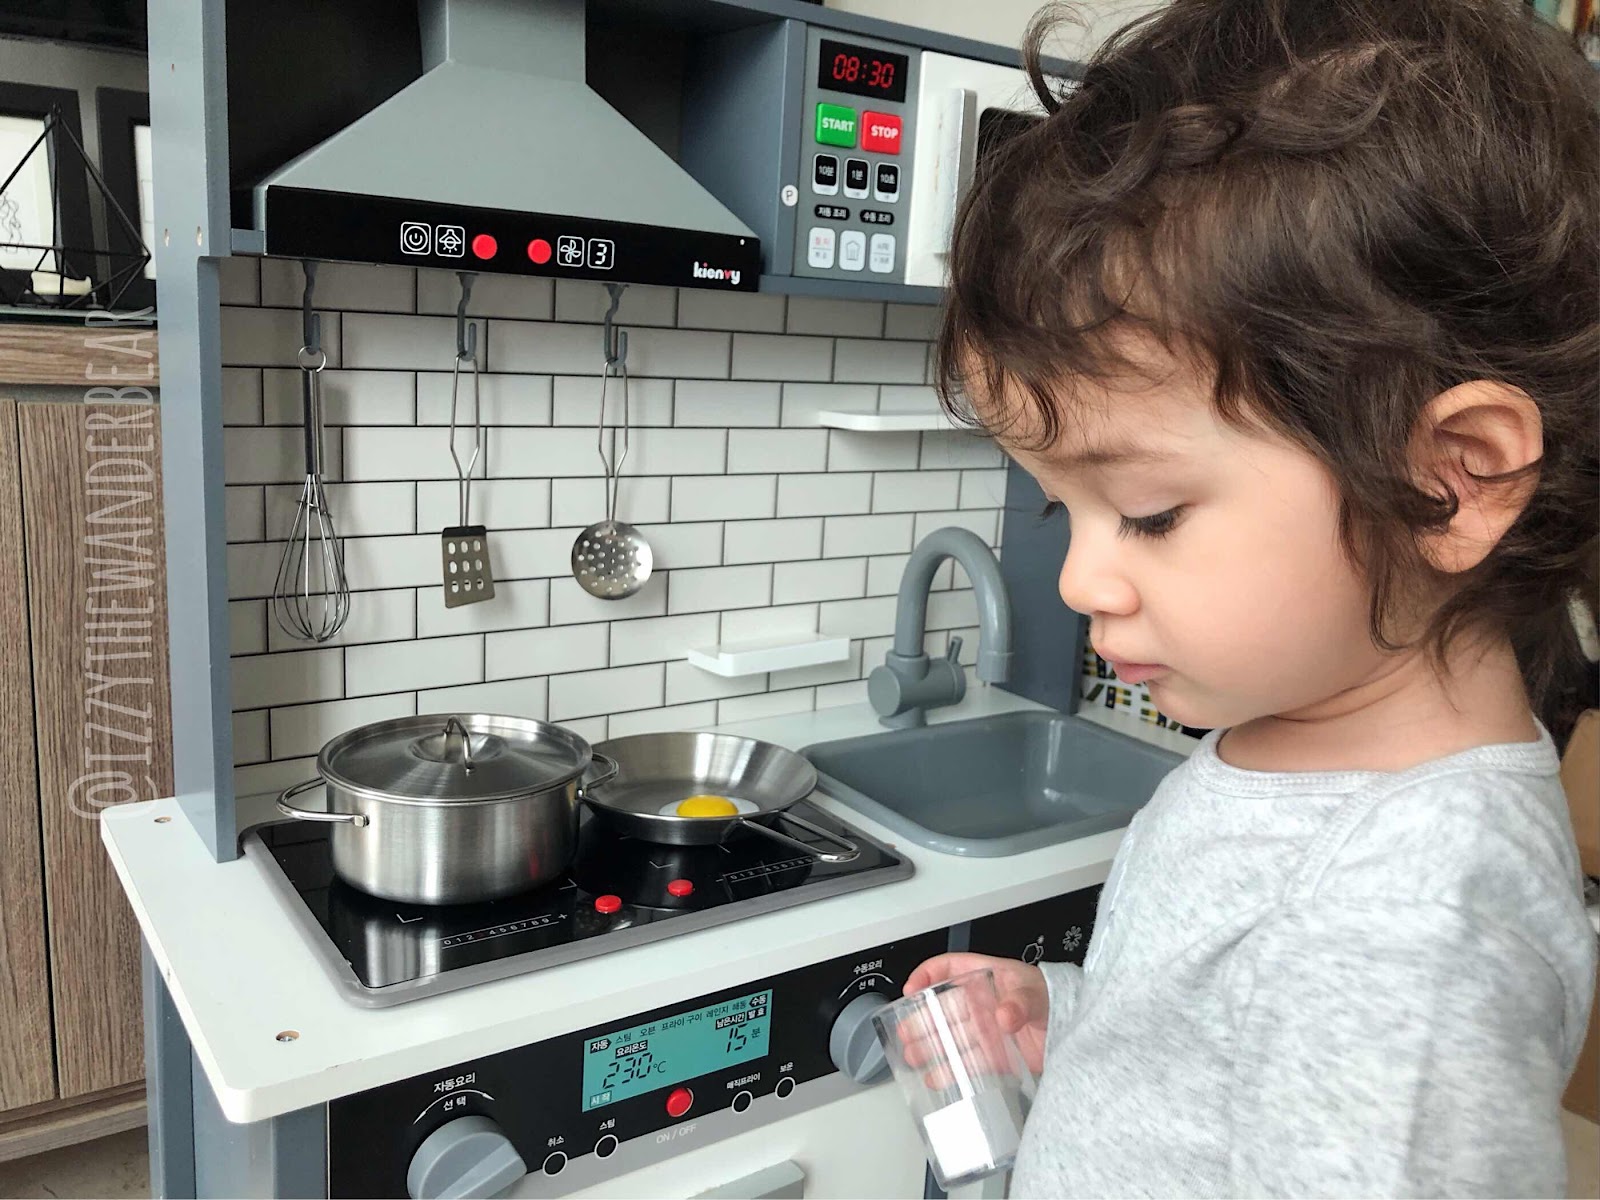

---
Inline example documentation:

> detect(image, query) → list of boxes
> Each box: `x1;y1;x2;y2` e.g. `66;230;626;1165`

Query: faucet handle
946;635;964;664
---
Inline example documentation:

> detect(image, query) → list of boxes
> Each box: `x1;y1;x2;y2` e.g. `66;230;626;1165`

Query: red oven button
471;233;498;260
594;894;622;914
666;879;694;898
527;237;553;265
665;1087;694;1119
861;112;903;154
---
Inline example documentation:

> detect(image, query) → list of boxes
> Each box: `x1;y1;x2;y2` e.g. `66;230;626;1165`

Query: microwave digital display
818;39;909;104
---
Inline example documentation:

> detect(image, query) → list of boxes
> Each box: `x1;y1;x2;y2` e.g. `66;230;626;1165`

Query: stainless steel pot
276;713;617;905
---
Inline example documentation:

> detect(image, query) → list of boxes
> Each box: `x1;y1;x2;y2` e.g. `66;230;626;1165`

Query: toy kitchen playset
103;1;1188;1196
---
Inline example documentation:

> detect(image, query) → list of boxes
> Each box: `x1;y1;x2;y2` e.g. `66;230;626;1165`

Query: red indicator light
665;1088;694;1118
666;879;694;898
471;233;498;259
527;238;552;265
594;894;622;914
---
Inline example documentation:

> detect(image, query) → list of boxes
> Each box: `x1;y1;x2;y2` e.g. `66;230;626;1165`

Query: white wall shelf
814;409;962;432
686;635;851;678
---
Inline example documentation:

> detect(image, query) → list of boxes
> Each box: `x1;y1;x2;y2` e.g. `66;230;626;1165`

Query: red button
471;233;498;260
666;879;694;898
527;238;552;265
665;1087;694;1118
594;894;622;914
861;112;902;154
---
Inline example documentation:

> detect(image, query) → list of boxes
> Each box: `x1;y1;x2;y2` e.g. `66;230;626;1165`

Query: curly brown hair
937;0;1599;744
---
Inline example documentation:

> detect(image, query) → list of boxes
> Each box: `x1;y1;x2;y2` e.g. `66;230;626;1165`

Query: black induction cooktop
250;800;912;1007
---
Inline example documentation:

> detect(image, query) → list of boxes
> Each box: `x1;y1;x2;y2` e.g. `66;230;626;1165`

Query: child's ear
1410;380;1543;574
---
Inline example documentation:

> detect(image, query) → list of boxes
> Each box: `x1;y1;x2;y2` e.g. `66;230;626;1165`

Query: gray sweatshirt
1012;725;1596;1198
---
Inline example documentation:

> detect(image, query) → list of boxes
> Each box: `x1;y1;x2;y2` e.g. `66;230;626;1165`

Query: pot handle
275;779;370;826
737;810;859;864
577;751;619;799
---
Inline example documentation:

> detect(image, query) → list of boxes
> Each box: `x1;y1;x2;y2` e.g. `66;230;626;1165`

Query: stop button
861;112;902;154
665;1087;694;1119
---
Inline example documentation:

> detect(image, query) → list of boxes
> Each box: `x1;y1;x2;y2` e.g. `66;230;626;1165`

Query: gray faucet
868;527;1013;729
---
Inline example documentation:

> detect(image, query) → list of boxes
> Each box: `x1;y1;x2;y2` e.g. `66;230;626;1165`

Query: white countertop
102;690;1189;1124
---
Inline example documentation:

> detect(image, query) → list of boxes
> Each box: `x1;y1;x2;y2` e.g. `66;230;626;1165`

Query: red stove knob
666;879;694;898
594;894;622;914
665;1087;694;1118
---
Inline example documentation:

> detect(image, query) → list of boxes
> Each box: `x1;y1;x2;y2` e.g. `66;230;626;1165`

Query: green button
815;103;857;148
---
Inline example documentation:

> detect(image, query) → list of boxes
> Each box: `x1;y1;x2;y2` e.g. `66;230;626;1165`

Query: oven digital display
581;990;772;1112
817;38;909;104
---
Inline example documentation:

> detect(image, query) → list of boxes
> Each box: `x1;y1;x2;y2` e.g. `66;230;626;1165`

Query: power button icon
400;222;431;255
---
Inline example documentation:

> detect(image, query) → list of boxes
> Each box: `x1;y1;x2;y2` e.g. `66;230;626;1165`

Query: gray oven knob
829;991;892;1084
407;1115;527;1200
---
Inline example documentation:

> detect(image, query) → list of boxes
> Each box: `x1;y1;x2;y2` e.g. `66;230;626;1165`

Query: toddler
907;0;1599;1194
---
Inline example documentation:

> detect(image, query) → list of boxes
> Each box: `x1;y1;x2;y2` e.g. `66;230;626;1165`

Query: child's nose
1057;538;1139;619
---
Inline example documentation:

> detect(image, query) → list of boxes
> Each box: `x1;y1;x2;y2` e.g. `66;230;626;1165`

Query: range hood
253;0;760;291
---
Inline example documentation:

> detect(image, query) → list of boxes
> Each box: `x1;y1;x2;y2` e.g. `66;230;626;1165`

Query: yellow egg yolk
675;795;739;818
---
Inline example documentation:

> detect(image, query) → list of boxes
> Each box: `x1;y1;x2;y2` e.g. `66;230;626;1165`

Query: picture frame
95;86;155;311
0;81;96;291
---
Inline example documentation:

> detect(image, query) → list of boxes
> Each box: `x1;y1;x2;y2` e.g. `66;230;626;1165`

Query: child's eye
1118;506;1186;539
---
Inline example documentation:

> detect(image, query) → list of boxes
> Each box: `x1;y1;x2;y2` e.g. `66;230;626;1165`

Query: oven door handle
691;1159;806;1200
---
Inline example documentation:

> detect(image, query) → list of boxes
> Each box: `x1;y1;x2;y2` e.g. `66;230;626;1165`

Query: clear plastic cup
871;969;1037;1189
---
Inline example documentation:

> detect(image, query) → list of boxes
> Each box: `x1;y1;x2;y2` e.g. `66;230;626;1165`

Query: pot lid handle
411;716;481;773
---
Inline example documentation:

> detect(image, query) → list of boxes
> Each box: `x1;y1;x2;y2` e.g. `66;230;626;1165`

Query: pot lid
318;713;592;803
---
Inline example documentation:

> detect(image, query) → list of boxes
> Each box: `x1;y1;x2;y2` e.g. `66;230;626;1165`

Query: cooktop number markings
439;913;563;949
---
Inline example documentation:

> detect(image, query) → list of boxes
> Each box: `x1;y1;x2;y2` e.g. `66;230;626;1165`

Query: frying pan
584;732;858;863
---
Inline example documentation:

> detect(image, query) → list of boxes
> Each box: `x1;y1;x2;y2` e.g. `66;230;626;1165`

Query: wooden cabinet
0;397;172;1152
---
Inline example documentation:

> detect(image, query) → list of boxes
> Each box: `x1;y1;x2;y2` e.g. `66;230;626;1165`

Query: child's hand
904;953;1050;1076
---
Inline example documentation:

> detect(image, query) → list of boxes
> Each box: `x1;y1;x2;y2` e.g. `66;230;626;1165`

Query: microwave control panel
792;27;920;284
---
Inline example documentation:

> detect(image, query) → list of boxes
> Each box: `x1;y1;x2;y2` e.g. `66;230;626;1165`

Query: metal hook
455;271;478;361
300;260;321;356
601;282;628;368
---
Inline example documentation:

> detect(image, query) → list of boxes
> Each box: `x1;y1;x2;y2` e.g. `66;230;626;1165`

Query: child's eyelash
1119;506;1185;539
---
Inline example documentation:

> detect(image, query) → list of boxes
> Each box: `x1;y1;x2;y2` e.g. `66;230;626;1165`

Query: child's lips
1108;661;1167;685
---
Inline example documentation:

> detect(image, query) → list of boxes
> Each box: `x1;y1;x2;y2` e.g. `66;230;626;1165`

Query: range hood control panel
263;187;761;291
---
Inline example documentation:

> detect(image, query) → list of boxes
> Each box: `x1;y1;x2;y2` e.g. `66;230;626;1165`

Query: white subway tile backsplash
552;476;671;526
822;513;913;558
718;603;819;643
231;600;266;656
624;428;728;477
222;368;262;425
234;756;319;803
416;372;553;427
263;367;416;426
485;428;605;478
731;334;832;382
611;613;719;667
562;716;610;742
555;281;677;327
225;543;285;600
677;290;786;333
884;303;940;341
826;431;920;473
634;522;724;570
664;660;766;706
926;588;980;631
339;534;448;591
716;688;814;724
266;586;417;652
834;338;925;384
728;430;827;475
490;320;604;375
262;259;415;312
343;313;482;372
218;256;259;306
494;527;591;580
780;382;877;428
920;431;1005;470
674;380;780;427
225;487;264;542
550;664;664;721
419;270;553;320
265;482;416;540
551;374;673;427
670;475;775;522
878;384;942;414
233;647;343;709
346;634;482;697
776;472;872;517
619;328;731;379
417;479;550;533
233;710;268;764
914;509;999;546
609;702;717;738
668;565;771;615
417;578;551;639
959;468;1009;509
225;426;343;485
269;693;416;761
785;297;884;338
722;518;823;564
549;574;667;625
486;623;608;681
815;679;869;709
819;596;898;640
868;554;954;596
418;676;548;719
344;427;470;482
773;558;867;605
222;306;343;368
872;471;961;513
